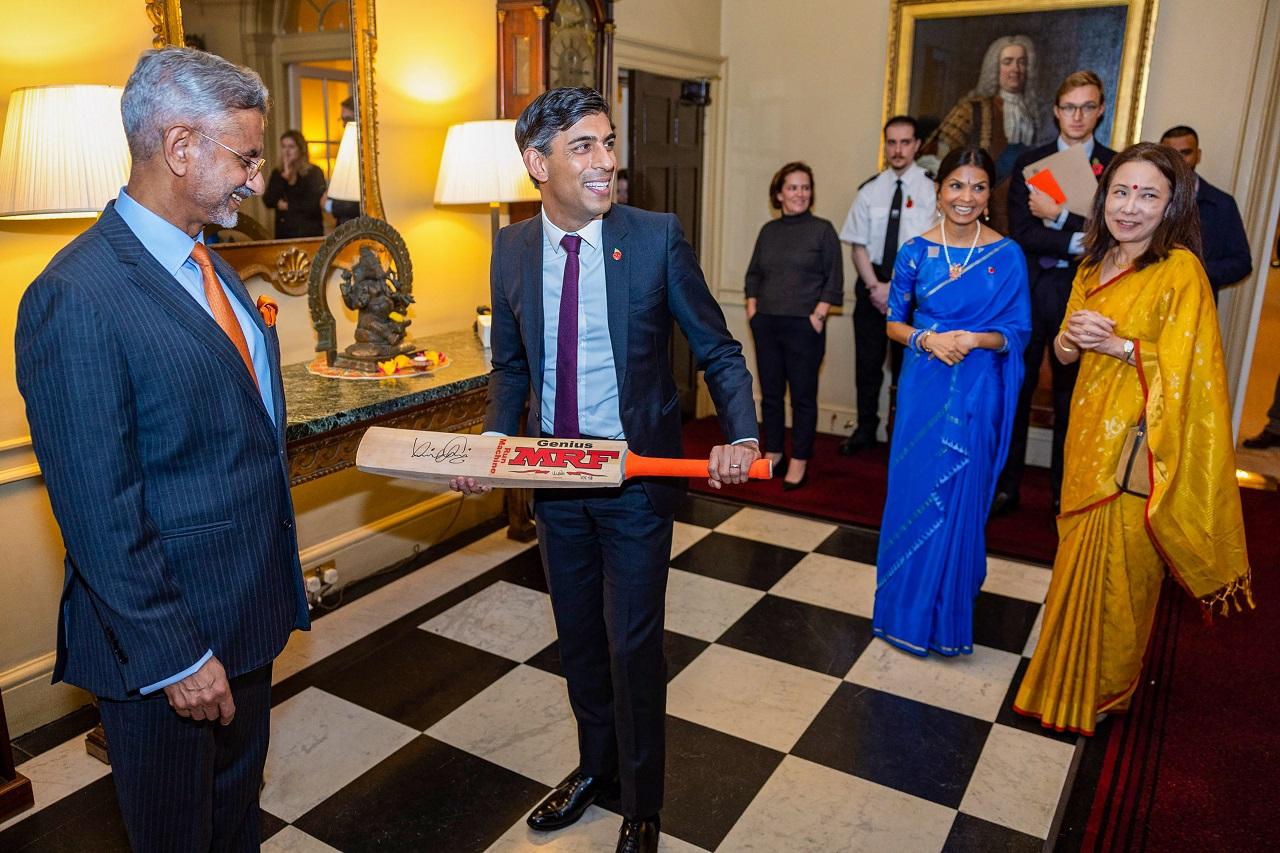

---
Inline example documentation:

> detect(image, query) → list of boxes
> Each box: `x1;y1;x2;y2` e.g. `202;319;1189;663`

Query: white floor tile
486;804;708;852
670;521;711;559
667;645;839;752
960;723;1077;838
262;687;417;822
421;580;557;662
1023;606;1045;658
982;557;1052;603
768;552;877;618
719;755;956;852
846;640;1022;721
713;507;836;553
261;826;342;852
0;736;112;832
427;665;577;787
274;529;536;683
665;568;764;642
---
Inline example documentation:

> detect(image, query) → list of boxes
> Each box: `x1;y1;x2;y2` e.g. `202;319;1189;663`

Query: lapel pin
612;248;622;261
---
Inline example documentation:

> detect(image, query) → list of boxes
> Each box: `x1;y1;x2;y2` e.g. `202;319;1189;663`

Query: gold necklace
941;220;981;280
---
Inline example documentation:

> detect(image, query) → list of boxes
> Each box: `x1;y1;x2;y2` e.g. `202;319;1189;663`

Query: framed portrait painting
884;0;1159;185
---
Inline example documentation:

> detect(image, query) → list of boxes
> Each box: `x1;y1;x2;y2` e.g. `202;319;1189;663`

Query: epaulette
856;172;879;190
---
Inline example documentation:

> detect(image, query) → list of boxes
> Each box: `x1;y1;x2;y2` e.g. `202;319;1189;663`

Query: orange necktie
190;243;259;390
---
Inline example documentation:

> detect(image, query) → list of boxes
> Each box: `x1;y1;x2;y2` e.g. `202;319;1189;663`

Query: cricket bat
355;427;773;487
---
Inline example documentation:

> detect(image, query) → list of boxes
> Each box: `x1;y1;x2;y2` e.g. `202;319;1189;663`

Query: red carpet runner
683;416;1278;849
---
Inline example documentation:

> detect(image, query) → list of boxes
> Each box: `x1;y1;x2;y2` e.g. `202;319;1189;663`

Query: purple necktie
554;233;582;438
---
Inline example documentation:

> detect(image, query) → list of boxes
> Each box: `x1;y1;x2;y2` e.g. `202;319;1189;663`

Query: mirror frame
146;0;384;294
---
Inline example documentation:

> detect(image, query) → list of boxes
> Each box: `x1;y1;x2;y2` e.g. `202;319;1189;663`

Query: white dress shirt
839;163;937;263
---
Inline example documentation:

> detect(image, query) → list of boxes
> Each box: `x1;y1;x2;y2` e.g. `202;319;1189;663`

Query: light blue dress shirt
539;211;625;439
113;188;275;694
1043;136;1097;259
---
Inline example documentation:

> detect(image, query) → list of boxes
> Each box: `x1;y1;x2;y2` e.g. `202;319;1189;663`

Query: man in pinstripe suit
15;48;309;851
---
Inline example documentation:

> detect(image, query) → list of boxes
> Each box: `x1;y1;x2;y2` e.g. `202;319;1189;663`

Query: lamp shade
326;121;361;202
434;119;541;206
0;85;130;219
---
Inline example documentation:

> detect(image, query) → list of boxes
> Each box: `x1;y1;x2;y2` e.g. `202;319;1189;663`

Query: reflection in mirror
178;0;356;244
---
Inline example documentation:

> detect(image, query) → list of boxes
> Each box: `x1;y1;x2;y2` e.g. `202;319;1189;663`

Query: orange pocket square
256;295;278;327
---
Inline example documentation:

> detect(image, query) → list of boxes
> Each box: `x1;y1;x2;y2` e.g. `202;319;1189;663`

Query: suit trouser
1266;372;1280;433
852;282;904;436
97;663;272;853
1000;264;1080;503
750;313;826;460
535;483;673;819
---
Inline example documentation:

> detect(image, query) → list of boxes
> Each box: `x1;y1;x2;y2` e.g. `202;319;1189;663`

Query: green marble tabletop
283;328;491;443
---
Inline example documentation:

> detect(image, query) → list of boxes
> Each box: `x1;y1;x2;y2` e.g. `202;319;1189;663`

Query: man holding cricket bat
451;87;759;853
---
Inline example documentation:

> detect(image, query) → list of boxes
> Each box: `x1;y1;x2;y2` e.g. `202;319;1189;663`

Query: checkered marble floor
1;495;1078;852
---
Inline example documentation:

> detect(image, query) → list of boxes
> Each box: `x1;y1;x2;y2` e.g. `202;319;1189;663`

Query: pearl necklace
941;220;981;280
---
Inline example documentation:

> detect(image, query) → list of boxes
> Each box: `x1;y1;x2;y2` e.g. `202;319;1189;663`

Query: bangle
1057;333;1076;353
919;330;934;354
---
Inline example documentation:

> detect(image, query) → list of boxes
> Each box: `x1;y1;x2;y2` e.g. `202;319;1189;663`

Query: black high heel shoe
767;455;788;480
782;462;808;491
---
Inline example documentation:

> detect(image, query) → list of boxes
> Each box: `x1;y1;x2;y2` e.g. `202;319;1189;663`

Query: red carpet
682;416;1060;564
682;417;1279;849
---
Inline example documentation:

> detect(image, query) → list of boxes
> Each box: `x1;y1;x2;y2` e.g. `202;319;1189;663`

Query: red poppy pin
987;266;996;275
612;248;622;261
256;295;278;327
905;196;913;208
1091;159;1104;177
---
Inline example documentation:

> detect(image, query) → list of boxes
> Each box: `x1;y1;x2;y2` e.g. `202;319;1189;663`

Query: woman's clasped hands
927;330;978;366
1064;309;1117;351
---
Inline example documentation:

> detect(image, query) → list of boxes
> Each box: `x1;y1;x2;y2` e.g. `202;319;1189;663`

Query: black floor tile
673;495;742;529
657;716;786;851
294;735;547;852
310;629;518;731
259;809;287;843
0;776;130;852
11;704;98;761
525;630;708;683
490;545;549;593
11;744;35;764
995;658;1078;745
973;592;1042;655
717;595;873;676
813;525;880;564
670;532;805;590
944;812;1043;852
792;683;992;808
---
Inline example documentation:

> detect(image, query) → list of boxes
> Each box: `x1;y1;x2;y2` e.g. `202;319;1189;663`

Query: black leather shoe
616;815;660;853
838;431;876;456
527;770;617;831
782;471;809;491
1243;430;1280;450
989;490;1020;518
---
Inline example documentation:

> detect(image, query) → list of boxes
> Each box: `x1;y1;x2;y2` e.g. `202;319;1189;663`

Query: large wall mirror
148;0;383;295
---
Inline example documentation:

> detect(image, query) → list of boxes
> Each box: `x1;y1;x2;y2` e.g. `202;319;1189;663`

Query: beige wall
615;0;721;55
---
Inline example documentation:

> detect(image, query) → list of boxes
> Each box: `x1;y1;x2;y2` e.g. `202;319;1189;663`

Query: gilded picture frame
884;0;1159;159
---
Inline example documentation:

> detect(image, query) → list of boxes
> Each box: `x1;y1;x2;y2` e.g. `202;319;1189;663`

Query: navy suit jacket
484;204;758;516
15;202;310;701
1008;139;1116;268
1196;177;1252;294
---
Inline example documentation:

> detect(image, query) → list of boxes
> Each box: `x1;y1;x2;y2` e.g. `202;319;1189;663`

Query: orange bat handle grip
622;453;773;480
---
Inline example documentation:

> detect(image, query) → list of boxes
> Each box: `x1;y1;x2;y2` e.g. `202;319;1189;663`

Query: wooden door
627;69;707;418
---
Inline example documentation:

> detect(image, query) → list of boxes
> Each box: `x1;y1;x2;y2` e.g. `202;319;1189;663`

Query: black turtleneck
744;209;843;316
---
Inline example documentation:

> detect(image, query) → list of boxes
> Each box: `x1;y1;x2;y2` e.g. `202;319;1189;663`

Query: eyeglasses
1056;102;1101;117
191;129;266;180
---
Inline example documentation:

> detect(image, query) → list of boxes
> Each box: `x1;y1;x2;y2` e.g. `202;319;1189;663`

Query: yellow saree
1014;249;1251;735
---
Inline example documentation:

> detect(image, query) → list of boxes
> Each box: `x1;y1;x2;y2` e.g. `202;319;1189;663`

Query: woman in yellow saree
1014;142;1251;735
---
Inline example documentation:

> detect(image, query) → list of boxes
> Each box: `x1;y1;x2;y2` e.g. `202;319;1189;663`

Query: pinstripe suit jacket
15;201;310;701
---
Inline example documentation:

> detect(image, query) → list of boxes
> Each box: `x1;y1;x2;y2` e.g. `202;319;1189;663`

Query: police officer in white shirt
838;115;937;454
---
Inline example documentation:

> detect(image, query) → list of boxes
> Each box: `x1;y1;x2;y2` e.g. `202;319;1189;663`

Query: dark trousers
1267;373;1280;433
97;664;273;853
1000;264;1079;502
852;281;904;436
534;483;673;819
750;313;825;459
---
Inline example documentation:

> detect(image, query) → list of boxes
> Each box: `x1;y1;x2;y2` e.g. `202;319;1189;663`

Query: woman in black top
264;130;326;239
745;162;844;489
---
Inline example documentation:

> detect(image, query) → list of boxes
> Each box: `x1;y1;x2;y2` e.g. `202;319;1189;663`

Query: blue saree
873;235;1031;656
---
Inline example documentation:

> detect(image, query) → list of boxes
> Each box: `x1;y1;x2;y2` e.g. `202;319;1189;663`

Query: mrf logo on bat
495;438;621;477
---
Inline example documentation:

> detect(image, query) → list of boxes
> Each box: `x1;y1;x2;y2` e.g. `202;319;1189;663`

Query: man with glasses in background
15;47;309;850
992;70;1115;516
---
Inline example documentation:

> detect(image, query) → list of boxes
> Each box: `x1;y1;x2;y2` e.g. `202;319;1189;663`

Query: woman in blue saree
874;146;1031;656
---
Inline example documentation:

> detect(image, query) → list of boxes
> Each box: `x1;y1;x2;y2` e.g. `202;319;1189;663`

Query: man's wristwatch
1121;338;1135;362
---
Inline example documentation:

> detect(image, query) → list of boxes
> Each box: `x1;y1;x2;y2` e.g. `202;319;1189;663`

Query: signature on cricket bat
410;435;470;464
